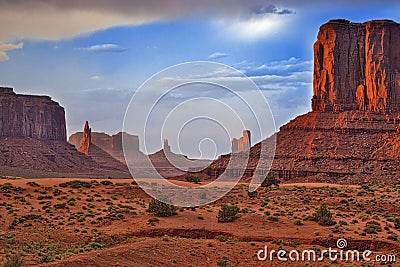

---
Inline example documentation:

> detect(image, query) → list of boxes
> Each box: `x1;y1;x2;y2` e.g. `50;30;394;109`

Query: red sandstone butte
232;130;251;153
312;19;400;113
0;87;66;141
196;19;400;185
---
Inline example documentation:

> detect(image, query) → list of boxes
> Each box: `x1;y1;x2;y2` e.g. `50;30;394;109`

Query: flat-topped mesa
312;19;400;113
0;87;66;141
0;87;15;95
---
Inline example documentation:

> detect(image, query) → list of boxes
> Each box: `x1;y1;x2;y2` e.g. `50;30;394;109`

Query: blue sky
0;1;399;157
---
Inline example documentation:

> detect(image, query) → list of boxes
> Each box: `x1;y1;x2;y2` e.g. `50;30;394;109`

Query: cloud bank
208;52;230;59
0;42;23;61
0;1;299;41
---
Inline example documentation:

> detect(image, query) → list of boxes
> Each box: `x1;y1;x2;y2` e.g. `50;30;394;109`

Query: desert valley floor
0;177;399;266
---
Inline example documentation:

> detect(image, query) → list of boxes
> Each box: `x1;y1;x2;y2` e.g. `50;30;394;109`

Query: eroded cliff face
196;19;400;185
312;19;400;113
0;87;66;141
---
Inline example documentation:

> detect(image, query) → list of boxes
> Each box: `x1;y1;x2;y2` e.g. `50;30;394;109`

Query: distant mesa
70;121;131;172
0;86;66;141
0;87;130;178
69;125;143;164
231;130;251;153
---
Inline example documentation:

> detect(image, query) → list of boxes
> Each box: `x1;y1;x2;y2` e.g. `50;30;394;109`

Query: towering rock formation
73;121;130;172
69;130;142;163
232;130;251;153
77;121;91;155
0;87;66;141
312;19;400;113
196;20;400;185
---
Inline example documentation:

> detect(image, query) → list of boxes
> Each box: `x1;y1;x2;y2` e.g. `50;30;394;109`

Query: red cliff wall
312;19;400;113
0;87;66;141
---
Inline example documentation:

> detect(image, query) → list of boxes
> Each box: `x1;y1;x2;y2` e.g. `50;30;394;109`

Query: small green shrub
3;252;24;267
294;219;302;225
313;204;335;226
185;175;201;184
217;204;240;223
100;181;114;186
363;221;382;234
147;198;177;217
394;218;400;230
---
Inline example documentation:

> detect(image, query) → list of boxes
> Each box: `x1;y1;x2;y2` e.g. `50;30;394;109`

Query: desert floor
0;177;399;267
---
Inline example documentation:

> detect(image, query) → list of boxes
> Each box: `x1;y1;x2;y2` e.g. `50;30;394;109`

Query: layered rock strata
195;20;400;185
0;87;66;141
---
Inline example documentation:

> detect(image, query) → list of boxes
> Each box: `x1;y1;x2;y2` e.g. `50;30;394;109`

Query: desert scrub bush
247;190;257;199
215;235;227;242
217;204;240;223
100;181;114;186
38;246;59;264
8;214;43;229
217;256;233;267
52;188;62;196
54;202;67;209
387;233;398;241
267;215;279;222
394;218;400;230
185;175;201;184
26;181;40;187
59;180;92;189
147;198;177;217
37;195;53;200
294;219;302;225
363;221;382;234
3;251;24;267
313;204;335;226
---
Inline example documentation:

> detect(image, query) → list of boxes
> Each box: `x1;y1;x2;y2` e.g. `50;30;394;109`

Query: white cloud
208;52;230;59
218;13;293;42
78;44;126;53
90;75;104;81
237;57;313;75
0;42;23;62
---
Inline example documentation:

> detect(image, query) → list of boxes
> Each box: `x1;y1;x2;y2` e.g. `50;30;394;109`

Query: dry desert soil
0;177;399;267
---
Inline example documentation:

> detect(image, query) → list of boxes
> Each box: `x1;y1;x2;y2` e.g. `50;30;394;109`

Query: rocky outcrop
0;89;131;178
69;130;142;163
312;19;400;113
73;121;130;172
77;121;91;155
232;130;251;153
0;87;66;141
194;19;400;185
